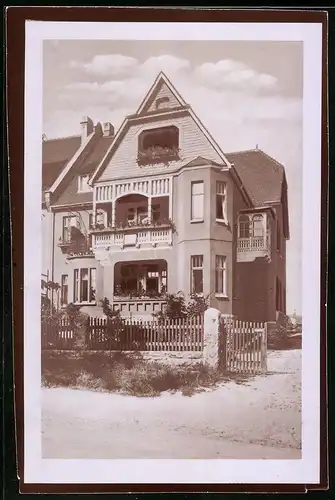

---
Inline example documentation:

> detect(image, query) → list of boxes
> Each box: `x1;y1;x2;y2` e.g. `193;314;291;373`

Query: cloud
194;59;278;92
138;55;191;77
70;54;138;76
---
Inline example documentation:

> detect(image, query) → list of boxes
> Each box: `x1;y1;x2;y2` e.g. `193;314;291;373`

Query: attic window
137;125;179;166
78;174;92;193
155;97;170;110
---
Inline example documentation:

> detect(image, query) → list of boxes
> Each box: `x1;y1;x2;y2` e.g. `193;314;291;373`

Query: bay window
191;181;204;222
216;182;227;222
191;255;204;294
215;255;227;296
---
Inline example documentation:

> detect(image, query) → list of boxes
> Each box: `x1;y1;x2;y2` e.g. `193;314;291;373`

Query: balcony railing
91;220;175;250
93;226;172;249
237;235;270;262
58;236;94;258
112;298;167;318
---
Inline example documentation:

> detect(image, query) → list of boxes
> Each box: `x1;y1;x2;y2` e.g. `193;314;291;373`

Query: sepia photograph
21;18;324;487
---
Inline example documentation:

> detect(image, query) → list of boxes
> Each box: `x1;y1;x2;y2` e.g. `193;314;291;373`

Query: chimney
102;122;114;137
80;116;94;143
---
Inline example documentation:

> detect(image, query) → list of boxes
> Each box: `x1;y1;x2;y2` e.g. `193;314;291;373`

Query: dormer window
137;125;179;166
78;174;92;193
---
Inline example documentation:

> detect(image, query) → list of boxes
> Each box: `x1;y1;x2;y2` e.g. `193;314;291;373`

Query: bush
42;351;248;397
153;292;209;323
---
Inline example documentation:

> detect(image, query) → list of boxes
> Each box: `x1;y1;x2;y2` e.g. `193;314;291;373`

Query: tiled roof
52;135;114;207
226;149;285;207
42;136;81;192
183;156;223;168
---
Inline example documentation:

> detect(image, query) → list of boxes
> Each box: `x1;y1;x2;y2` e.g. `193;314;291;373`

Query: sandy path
42;349;301;459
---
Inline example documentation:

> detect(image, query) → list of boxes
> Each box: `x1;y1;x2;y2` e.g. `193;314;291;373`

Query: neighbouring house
42;72;289;323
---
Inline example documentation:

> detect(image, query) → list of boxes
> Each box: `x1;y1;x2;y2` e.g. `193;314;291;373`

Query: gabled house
42;72;289;323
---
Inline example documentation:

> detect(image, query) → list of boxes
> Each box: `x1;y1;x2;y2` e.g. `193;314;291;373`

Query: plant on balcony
136;145;180;166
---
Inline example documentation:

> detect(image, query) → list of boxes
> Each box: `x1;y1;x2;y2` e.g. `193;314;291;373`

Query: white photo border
24;21;323;485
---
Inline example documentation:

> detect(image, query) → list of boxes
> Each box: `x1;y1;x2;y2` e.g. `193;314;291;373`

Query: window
215;256;227;295
191;255;204;294
238;214;250;238
127;206;148;224
90;268;96;302
252;214;264;237
74;267;96;303
152;204;160;222
62;216;78;242
60;274;68;305
138;126;179;165
191;181;204;221
78;174;92;193
216;182;227;222
155;97;170;110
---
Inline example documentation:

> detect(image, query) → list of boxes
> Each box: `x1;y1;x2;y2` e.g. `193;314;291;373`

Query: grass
42;350;250;397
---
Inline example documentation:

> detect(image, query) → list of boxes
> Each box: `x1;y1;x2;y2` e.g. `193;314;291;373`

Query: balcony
237;235;271;263
58;234;94;259
92;221;174;251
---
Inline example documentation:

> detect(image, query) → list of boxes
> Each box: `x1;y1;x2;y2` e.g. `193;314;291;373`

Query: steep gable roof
90;72;232;184
51;135;115;208
226;149;289;239
136;72;187;115
42;136;81;194
226;149;285;206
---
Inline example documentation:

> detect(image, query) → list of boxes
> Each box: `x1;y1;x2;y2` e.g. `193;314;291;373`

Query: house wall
51;208;102;310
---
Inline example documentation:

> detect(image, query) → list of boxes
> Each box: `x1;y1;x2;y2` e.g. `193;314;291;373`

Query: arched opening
114;259;168;299
251;214;264;237
238;214;250;238
114;193;170;228
115;193;149;227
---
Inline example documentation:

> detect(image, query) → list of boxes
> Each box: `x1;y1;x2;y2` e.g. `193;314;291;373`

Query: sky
43;40;303;315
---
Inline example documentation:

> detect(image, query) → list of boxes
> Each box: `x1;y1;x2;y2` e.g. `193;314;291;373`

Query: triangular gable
90;72;233;184
136;72;187;115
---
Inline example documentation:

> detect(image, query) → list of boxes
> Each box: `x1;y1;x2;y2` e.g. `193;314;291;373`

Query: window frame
137;125;180;165
190;255;204;295
78;174;92;193
62;215;78;242
251;214;265;238
60;274;68;306
216;181;228;224
215;255;228;297
190;181;204;223
73;267;97;304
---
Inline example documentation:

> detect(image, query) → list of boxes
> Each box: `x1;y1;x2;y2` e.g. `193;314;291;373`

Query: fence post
203;308;221;369
261;323;268;373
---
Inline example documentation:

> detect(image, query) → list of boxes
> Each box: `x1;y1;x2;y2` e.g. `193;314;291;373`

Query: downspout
51;210;55;307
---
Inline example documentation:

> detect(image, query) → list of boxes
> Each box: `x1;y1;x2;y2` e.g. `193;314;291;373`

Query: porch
111;259;168;317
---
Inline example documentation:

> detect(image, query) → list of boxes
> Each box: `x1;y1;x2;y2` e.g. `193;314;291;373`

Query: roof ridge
227;148;285;169
43;134;81;143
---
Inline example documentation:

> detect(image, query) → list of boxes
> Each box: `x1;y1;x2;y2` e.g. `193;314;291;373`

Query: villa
42;72;289;323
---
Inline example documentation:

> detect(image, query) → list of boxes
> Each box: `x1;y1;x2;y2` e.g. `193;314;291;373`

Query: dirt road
42;350;301;459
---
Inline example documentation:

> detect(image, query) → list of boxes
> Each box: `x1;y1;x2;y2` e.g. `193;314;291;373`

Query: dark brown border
6;6;328;494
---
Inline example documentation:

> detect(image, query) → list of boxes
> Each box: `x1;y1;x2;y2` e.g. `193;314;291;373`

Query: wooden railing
93;226;173;249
